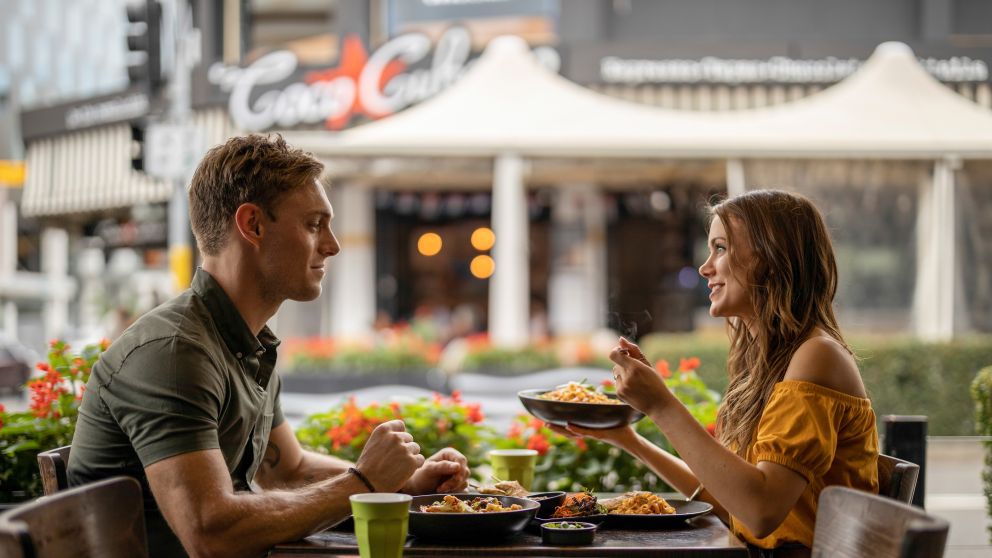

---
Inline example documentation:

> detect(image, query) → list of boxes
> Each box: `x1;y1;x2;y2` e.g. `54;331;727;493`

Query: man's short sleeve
99;337;225;467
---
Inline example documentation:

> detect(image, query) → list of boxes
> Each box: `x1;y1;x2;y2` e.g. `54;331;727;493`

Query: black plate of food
408;493;539;541
518;386;645;429
603;496;713;528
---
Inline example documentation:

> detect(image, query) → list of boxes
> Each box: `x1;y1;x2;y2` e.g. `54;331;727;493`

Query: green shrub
641;332;992;436
970;365;992;544
460;345;561;374
0;340;106;502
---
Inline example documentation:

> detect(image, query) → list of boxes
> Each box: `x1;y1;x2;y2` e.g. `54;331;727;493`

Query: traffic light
130;122;145;172
125;0;163;90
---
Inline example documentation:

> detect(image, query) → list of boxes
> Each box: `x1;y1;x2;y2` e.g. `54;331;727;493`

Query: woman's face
698;215;755;322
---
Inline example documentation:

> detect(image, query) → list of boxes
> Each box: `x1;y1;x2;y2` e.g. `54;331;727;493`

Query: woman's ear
234;203;264;247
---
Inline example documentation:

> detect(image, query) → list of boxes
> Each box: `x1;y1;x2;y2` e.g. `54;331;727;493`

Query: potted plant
0;340;106;506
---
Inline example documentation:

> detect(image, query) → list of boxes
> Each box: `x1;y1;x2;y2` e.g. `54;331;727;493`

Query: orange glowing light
470;255;495;279
417;232;442;256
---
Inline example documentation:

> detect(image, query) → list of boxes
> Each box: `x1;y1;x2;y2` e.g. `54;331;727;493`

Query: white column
41;227;71;341
489;153;529;347
913;158;958;340
726;158;746;198
0;199;17;338
548;185;607;336
326;182;376;340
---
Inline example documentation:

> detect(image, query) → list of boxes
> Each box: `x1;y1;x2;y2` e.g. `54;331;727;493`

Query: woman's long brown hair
711;189;851;455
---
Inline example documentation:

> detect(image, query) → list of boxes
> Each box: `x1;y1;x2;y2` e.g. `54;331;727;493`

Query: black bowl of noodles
408;493;539;541
518;387;645;429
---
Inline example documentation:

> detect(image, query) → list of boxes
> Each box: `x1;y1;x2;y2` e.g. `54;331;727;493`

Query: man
68;135;470;558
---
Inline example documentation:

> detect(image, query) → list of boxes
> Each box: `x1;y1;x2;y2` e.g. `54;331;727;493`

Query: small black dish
540;521;597;546
527;491;566;517
531;513;608;528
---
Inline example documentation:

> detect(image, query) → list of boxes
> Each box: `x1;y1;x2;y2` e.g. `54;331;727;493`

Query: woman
554;189;878;557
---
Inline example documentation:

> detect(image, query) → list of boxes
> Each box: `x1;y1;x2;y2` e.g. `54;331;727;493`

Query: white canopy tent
288;38;992;343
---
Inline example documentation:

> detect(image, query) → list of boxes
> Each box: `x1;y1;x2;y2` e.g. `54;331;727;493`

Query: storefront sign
20;88;159;142
208;27;559;132
599;54;989;85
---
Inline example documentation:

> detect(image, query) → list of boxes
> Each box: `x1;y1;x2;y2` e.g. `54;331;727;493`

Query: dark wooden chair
877;453;920;504
811;486;948;558
37;445;71;495
0;476;148;558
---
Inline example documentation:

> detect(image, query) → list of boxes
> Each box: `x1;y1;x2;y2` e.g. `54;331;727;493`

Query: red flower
528;417;544;430
526;433;551;455
450;390;463;403
679;357;701;372
389;401;402;418
466;403;484;424
655;359;672;379
99;338;111;351
575;439;588;452
507;422;524;440
706;423;717;437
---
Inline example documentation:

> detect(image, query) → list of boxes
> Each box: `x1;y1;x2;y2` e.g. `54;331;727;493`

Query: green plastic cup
350;493;412;558
489;449;539;491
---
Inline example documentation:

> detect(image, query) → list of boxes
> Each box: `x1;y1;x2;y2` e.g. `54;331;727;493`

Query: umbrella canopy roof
287;38;992;159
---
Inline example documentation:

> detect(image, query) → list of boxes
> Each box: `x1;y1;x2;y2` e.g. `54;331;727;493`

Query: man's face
258;179;340;303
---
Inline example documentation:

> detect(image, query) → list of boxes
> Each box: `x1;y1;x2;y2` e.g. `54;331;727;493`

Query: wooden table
268;512;749;557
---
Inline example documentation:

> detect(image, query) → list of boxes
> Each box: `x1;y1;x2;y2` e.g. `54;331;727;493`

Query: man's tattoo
263;441;281;468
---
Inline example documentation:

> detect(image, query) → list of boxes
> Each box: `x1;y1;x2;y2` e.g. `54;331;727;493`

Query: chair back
0;476;149;558
812;486;948;558
877;453;920;504
37;445;71;495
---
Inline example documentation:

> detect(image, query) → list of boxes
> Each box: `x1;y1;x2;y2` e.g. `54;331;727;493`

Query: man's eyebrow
308;210;332;218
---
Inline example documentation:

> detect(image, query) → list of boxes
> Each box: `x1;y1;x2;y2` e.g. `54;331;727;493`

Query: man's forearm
258;441;354;489
284;451;354;487
186;469;366;558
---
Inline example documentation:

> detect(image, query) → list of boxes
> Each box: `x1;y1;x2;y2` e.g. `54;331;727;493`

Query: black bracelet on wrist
348;467;376;492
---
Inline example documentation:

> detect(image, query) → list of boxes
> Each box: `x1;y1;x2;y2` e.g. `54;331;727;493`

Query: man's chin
289;286;322;302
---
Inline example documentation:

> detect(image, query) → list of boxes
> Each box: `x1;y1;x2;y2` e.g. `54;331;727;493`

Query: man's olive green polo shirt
68;268;284;557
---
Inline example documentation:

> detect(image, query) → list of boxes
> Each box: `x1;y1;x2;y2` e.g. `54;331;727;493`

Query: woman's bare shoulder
783;335;866;398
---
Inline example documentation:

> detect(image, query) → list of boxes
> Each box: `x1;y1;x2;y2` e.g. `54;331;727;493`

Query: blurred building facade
7;0;992;351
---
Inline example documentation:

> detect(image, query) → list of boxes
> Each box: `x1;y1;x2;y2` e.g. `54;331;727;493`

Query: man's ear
234;203;264;247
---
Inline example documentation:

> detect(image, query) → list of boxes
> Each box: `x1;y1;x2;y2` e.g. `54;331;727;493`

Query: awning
21;108;237;218
286;39;992;160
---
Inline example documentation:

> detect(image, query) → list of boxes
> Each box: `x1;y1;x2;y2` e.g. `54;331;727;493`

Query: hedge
641;332;992;436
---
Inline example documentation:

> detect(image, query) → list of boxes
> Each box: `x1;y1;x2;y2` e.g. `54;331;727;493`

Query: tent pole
726;158;746;198
489;153;529;348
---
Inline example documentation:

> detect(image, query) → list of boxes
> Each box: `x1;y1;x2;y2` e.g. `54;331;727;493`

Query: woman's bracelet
348;467;376;492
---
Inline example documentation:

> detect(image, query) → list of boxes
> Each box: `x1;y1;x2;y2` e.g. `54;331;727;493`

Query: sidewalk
926;437;990;557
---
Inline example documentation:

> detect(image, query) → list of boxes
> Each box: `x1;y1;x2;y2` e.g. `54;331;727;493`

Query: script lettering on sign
209;27;560;132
